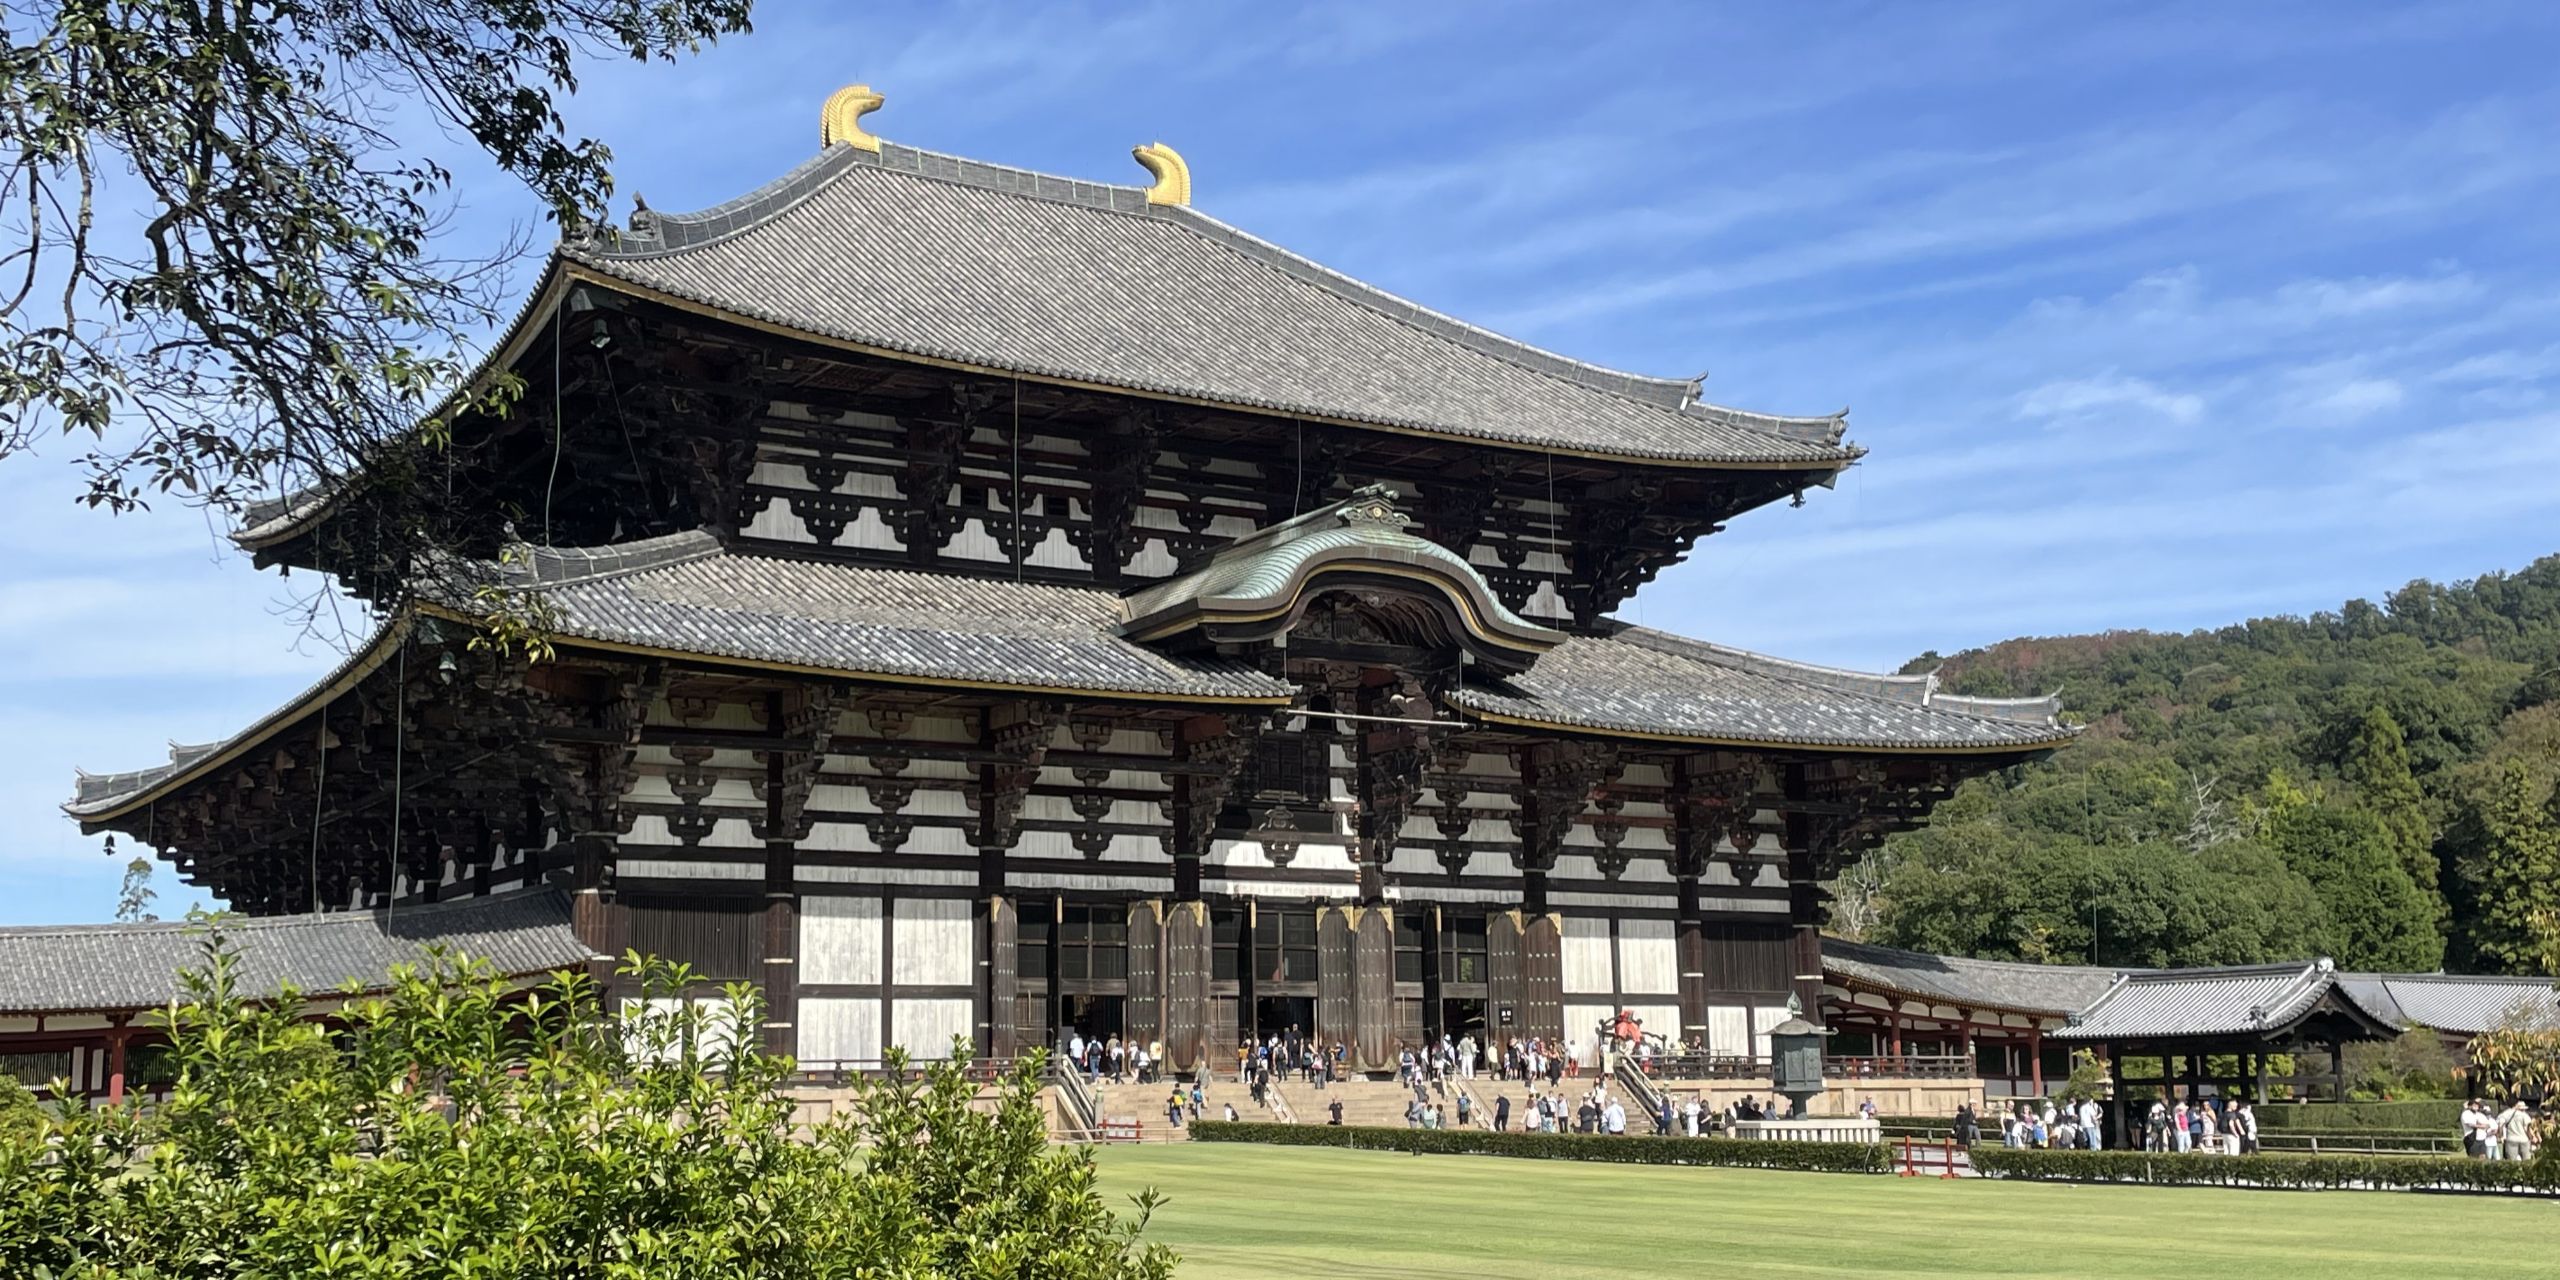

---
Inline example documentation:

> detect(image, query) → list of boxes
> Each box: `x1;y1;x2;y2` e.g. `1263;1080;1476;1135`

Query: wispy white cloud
2015;372;2206;426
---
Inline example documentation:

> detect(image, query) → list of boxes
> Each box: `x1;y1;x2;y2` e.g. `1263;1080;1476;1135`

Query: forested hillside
1841;554;2560;975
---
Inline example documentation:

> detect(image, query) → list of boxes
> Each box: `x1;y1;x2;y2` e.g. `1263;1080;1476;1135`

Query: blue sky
5;0;2557;924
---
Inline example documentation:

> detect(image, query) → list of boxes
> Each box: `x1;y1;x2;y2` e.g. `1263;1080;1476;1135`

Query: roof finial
1132;141;1191;206
820;84;885;153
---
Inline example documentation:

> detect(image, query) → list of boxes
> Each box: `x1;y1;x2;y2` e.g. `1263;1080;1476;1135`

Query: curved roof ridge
601;145;866;258
1929;689;2068;726
67;617;416;822
0;886;565;941
1608;626;1940;707
580;140;1857;457
1823;935;2117;977
485;529;727;589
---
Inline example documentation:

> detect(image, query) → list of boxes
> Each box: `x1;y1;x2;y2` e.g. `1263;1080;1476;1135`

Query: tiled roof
1822;937;2121;1016
2051;961;2400;1041
1449;625;2077;752
487;531;1295;701
564;142;1859;468
0;891;591;1015
2338;974;2560;1036
73;534;2074;821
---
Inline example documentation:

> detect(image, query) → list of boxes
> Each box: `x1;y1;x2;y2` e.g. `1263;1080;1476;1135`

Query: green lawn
1092;1142;2560;1279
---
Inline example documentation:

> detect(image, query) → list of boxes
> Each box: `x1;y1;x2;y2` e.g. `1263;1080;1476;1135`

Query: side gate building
59;88;2078;1081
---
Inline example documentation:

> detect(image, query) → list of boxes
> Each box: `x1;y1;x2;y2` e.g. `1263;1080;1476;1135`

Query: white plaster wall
1623;1003;1682;1050
1752;1005;1794;1061
1708;1006;1751;1058
890;997;975;1060
799;996;882;1065
1561;916;1613;995
1615;918;1679;995
801;895;882;985
891;898;972;987
618;858;759;881
1562;1003;1616;1065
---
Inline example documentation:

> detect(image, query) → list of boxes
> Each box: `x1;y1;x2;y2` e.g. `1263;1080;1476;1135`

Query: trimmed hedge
1972;1147;2556;1195
1190;1121;1892;1174
2257;1100;2461;1132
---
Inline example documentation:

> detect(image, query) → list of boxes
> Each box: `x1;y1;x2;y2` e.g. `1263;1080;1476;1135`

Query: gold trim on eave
1133;142;1191;206
821;84;885;152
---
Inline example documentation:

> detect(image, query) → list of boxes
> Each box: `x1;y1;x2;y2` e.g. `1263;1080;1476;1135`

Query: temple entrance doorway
1440;998;1488;1051
1060;994;1124;1046
1252;995;1316;1047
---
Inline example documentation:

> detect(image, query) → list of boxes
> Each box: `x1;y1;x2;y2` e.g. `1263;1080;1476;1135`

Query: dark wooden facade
70;121;2072;1076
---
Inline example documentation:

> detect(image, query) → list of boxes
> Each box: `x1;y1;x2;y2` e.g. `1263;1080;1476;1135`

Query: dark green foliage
2261;802;2443;970
2256;1099;2465;1131
0;937;1173;1279
2343;707;2439;907
1858;554;2560;973
1970;1146;2555;1195
2;0;752;631
1189;1121;1892;1174
2442;709;2560;973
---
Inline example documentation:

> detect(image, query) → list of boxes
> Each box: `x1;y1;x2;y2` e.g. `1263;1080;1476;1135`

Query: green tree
2450;758;2560;975
2341;705;2438;907
2;0;752;625
2262;801;2443;971
0;935;1173;1278
113;854;156;923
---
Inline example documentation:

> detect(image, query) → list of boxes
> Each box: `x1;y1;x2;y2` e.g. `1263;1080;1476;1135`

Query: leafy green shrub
1190;1121;1892;1174
2256;1100;2462;1131
1971;1147;2555;1194
0;937;1173;1278
0;1077;38;1146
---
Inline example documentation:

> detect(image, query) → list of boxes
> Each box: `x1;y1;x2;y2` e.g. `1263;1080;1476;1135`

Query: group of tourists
2459;1098;2539;1161
1061;1029;1161;1085
1237;1027;1344;1107
1990;1098;2115;1150
1159;1081;1209;1130
1497;1036;1579;1087
2132;1096;2258;1154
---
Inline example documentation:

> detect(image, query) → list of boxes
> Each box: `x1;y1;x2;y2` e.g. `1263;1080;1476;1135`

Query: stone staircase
1080;1074;1268;1140
1289;1077;1451;1128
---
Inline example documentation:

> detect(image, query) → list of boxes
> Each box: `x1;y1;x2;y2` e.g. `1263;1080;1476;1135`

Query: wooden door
1353;907;1395;1071
1487;910;1525;1046
1522;912;1564;1044
1125;901;1163;1052
1317;907;1356;1053
1163;900;1210;1072
986;895;1018;1058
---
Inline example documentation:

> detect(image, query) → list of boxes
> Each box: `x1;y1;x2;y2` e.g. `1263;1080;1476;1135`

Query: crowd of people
1059;1028;1163;1085
2459;1098;2540;1161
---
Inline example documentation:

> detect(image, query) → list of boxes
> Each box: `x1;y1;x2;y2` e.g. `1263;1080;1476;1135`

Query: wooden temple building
56;87;2089;1082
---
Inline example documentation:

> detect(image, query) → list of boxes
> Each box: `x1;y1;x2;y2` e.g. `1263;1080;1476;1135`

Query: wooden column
753;688;841;1058
105;1020;129;1105
570;833;621;986
1781;767;1831;1022
2029;1026;2045;1096
2107;1047;2128;1143
1669;756;1710;1041
976;701;1060;1057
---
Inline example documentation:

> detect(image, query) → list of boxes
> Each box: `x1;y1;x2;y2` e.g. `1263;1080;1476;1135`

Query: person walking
1328;1097;1344;1126
2497;1100;2535;1162
1495;1093;1512;1132
1166;1089;1185;1130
